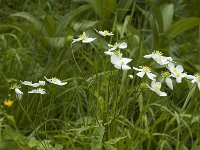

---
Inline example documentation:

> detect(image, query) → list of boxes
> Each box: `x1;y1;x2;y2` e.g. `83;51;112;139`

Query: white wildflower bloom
128;75;133;79
21;80;45;87
144;50;172;65
44;77;67;86
38;81;45;86
10;84;23;100
104;50;115;56
110;51;123;64
15;88;23;95
32;81;45;87
108;42;127;51
21;81;34;86
161;71;173;90
72;32;96;43
167;63;186;83
133;66;156;80
147;81;167;96
113;57;132;70
187;74;200;90
95;29;114;36
109;51;131;70
28;88;46;94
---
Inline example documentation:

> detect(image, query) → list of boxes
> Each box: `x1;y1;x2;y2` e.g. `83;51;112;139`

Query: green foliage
0;0;200;150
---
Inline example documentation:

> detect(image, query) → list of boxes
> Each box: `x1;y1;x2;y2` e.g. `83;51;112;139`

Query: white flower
109;51;131;70
10;83;23;100
21;80;45;87
72;32;96;43
161;71;173;90
108;42;127;51
21;81;34;86
187;74;200;90
133;66;156;80
147;81;167;96
32;81;45;87
95;29;114;36
167;63;186;83
143;50;172;65
44;77;67;86
28;88;46;94
113;57;132;70
110;51;122;64
15;88;23;95
128;75;133;79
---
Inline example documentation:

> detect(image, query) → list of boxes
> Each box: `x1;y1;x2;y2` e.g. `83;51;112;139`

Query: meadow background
1;0;200;149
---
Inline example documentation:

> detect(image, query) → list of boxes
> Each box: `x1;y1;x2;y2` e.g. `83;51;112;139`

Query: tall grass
0;0;200;149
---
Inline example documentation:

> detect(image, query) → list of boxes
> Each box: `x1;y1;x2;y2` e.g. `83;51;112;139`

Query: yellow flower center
153;86;160;91
196;74;200;80
10;83;20;89
4;100;13;107
173;68;178;73
113;51;121;57
162;71;170;77
114;43;120;48
52;77;61;83
103;30;109;35
37;88;45;92
79;33;87;40
143;66;151;73
153;50;162;56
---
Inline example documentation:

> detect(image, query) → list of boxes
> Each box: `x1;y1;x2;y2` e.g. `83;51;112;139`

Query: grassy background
0;0;200;149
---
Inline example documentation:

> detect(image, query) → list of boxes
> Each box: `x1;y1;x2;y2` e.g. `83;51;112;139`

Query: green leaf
160;3;174;31
160;17;200;46
10;12;43;32
105;136;127;145
44;15;56;37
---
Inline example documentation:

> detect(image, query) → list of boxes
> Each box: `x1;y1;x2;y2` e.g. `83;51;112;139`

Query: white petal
176;65;183;73
108;44;114;47
122;65;131;70
114;64;121;69
143;54;153;58
136;72;145;78
166;57;173;61
146;73;156;80
55;82;67;86
165;77;173;90
108;47;116;51
111;55;121;65
176;77;182;83
72;38;82;43
153;81;161;89
99;31;106;36
104;51;114;56
186;75;195;80
119;42;127;49
156;91;167;96
168;63;175;70
82;38;96;43
133;67;142;71
15;88;23;95
121;58;132;64
151;80;156;87
128;75;133;79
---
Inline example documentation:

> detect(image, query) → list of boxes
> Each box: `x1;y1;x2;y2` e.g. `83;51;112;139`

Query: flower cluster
133;50;200;96
72;30;199;97
72;30;132;70
11;77;67;99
